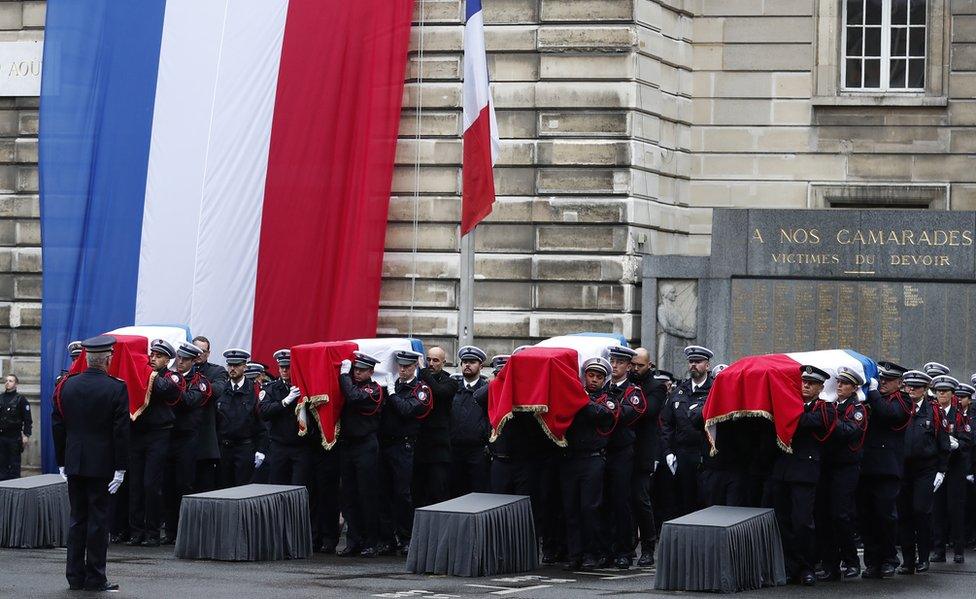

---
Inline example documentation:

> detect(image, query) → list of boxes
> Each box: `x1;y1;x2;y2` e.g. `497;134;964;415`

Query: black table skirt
655;506;787;593
407;492;537;577
175;484;312;561
0;474;69;548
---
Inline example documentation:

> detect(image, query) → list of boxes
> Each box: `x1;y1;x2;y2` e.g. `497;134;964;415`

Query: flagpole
459;228;475;347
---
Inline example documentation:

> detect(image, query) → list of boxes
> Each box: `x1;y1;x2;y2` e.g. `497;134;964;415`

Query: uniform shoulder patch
259;389;266;400
854;411;863;421
170;374;180;383
631;396;640;405
607;401;616;410
199;382;207;392
418;390;427;401
967;424;972;433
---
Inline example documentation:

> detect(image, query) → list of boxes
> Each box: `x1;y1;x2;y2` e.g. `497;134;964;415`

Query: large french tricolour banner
38;0;413;472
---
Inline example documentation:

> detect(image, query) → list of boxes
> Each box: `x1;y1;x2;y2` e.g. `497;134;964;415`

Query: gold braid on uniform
130;370;159;422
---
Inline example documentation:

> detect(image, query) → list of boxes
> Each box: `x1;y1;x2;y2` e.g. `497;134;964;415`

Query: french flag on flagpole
461;0;500;236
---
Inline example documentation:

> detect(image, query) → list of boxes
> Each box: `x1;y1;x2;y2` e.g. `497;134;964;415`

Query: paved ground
2;544;976;599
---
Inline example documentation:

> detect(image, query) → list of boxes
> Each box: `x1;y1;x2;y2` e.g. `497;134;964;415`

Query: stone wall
0;0;44;472
386;0;696;360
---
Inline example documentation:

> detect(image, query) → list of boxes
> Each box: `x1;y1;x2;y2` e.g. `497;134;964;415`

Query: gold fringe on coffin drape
704;409;792;455
129;370;158;422
295;394;340;451
489;404;569;448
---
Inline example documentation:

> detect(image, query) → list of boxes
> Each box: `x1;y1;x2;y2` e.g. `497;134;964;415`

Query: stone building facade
7;0;976;469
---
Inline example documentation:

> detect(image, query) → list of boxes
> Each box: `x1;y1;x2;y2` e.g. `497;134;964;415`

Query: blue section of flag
465;0;483;22
38;0;167;472
845;349;879;392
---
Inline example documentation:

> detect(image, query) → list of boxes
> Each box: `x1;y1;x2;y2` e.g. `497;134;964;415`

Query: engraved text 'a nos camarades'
750;226;975;270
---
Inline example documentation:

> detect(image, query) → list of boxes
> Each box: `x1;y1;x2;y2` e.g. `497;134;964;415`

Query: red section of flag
461;105;496;236
703;353;805;451
488;347;590;446
251;0;414;364
290;341;358;449
70;335;154;420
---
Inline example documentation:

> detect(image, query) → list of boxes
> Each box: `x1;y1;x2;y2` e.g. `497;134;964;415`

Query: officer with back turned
52;335;129;592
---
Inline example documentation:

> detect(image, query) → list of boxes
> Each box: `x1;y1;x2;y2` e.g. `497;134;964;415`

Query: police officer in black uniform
951;382;975;560
931;375;970;563
378;350;432;555
628;347;665;567
603;345;646;569
815;365;867;581
414;346;457;507
660;345;714;518
127;339;181;547
560;357;617;571
306;388;343;554
337;351;384;557
162;342;212;544
246;362;271;483
259;349;306;485
216;348;268;488
52;335;129;592
450;345;491;496
769;365;836;586
191;336;230;492
897;369;951;575
857;360;913;579
0;374;30;480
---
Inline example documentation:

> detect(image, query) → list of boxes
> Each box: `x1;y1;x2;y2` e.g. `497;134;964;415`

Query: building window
843;0;926;91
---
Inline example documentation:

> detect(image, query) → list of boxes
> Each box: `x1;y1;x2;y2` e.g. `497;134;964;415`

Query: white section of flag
461;9;499;162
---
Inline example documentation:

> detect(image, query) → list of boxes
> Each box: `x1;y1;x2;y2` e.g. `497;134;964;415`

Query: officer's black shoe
614;556;631;570
336;545;361;557
376;542;395;556
541;551;558;565
140;538;160;548
816;570;840;582
916;561;930;573
596;555;612;569
860;566;882;579
896;565;915;575
397;545;409;557
580;556;600;571
83;582;120;592
930;551;946;563
879;563;897;578
110;534;128;544
317;543;336;554
68;583;84;591
954;554;965;564
125;535;144;546
800;571;816;586
637;552;654;567
563;558;582;571
359;547;377;558
842;565;861;578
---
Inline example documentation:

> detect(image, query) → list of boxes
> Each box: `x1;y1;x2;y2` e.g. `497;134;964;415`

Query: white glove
933;472;945;492
254;452;265;468
108;470;125;494
869;377;878;391
282;386;301;407
950;435;960;451
666;453;677;475
387;381;397;396
58;466;67;482
652;460;659;474
340;359;351;375
968;474;975;484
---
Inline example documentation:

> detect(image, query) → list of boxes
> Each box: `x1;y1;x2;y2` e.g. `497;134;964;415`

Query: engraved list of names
729;279;971;373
